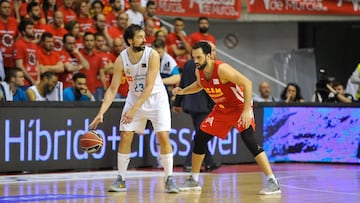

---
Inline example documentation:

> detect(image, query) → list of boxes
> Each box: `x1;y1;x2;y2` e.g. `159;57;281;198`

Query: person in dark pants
173;58;220;172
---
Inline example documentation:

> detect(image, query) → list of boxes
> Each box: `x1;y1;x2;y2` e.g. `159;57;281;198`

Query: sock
160;153;173;180
192;173;200;182
266;174;275;181
117;153;131;180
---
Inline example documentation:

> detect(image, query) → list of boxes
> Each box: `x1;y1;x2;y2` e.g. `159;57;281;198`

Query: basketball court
0;163;359;203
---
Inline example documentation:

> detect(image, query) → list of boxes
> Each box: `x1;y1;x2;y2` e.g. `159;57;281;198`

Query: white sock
159;153;173;180
266;174;276;181
192;173;200;182
117;153;131;180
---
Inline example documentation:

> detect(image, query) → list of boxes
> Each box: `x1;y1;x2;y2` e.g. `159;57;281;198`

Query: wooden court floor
0;163;359;203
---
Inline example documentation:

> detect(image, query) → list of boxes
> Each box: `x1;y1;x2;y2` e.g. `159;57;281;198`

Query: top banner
156;0;241;19
247;0;360;15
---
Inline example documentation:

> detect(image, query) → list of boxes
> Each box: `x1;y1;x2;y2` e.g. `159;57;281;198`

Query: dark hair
173;17;183;24
18;19;34;33
123;24;143;47
4;67;23;83
146;0;155;7
0;0;10;7
64;20;79;33
40;32;53;43
198;16;208;23
94;32;104;38
91;0;104;9
40;71;56;80
72;72;87;81
26;1;39;14
63;33;75;43
332;81;344;88
83;31;94;40
280;83;304;102
152;39;165;49
43;0;58;23
192;41;211;55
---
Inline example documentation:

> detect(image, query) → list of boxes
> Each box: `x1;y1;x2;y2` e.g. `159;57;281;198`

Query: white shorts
119;90;171;133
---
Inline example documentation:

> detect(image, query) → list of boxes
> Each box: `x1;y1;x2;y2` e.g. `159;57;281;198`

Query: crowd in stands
0;0;358;103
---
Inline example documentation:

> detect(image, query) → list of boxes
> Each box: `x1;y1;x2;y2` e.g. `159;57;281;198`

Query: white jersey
28;85;46;101
160;52;178;77
120;46;166;98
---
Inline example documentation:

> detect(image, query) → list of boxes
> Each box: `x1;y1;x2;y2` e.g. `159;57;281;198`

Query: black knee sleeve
240;126;264;157
193;130;213;155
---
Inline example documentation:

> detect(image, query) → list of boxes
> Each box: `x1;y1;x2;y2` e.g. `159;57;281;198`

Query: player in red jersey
0;0;19;69
172;41;281;195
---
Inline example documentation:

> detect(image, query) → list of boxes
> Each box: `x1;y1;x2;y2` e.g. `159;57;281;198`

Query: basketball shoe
165;176;179;193
178;175;202;191
108;175;127;192
259;178;281;195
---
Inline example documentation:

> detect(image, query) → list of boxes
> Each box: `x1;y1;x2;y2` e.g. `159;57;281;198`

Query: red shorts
200;105;256;139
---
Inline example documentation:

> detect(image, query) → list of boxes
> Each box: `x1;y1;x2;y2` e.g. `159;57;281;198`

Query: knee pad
193;130;213;155
240;126;264;157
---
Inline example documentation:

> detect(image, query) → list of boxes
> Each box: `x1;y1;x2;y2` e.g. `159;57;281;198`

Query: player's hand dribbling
89;114;104;129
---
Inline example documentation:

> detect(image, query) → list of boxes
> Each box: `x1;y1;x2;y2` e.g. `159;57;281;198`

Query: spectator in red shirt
13;20;38;86
0;0;19;69
80;32;106;100
27;1;48;42
58;33;89;88
37;32;64;74
106;0;122;26
144;18;155;47
19;0;46;24
189;16;216;46
58;0;77;24
108;11;128;40
166;17;191;69
74;0;93;33
46;10;67;51
90;0;104;18
65;20;83;49
95;32;112;90
42;0;58;24
87;14;113;48
144;1;162;32
110;37;128;98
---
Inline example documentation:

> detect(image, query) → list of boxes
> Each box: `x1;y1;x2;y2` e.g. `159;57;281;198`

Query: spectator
58;0;77;24
326;81;353;103
109;37;128;98
253;82;279;102
37;32;64;74
346;63;360;101
189;16;216;46
108;12;129;40
74;0;93;33
42;0;58;24
126;0;144;27
90;0;104;18
63;72;95;101
26;71;58;101
13;19;38;86
46;10;67;52
95;32;112;90
79;32;106;101
58;33;89;88
26;1;48;42
166;17;191;69
19;0;46;24
87;14;113;48
65;20;83;49
280;82;305;103
144;1;162;32
155;29;167;42
0;0;19;69
106;0;122;26
144;18;155;46
0;67;28;101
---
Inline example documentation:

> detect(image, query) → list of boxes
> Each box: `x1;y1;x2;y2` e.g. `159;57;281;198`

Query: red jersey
58;7;77;24
108;26;124;39
58;49;79;88
46;25;68;52
0;17;18;67
78;17;94;33
13;38;38;86
189;32;216;46
199;60;245;107
37;48;61;66
79;49;104;93
166;32;190;68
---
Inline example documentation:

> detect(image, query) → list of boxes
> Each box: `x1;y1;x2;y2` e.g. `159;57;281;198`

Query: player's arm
15;59;36;85
26;88;36;101
130;50;160;112
173;69;203;95
96;56;123;115
219;63;252;111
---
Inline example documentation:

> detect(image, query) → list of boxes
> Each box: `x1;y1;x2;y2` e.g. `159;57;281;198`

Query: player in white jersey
89;24;179;193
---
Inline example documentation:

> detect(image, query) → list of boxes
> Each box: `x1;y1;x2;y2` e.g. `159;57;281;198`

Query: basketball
80;130;103;153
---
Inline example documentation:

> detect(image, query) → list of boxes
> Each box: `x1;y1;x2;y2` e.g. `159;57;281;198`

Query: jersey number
135;83;144;92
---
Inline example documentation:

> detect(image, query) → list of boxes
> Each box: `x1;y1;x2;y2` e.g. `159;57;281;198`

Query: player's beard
199;27;208;33
197;61;207;70
132;44;145;52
